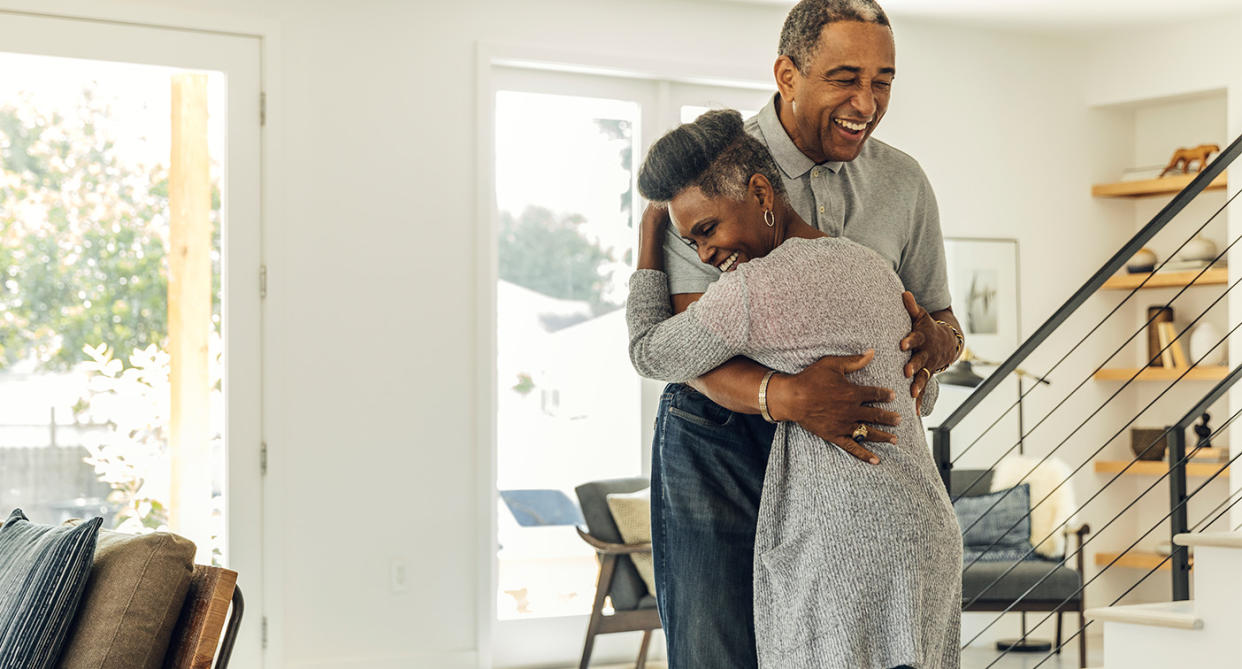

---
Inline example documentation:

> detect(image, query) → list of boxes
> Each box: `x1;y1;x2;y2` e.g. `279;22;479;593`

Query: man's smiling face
778;20;895;163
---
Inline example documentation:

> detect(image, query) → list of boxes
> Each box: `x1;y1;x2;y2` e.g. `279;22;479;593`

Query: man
642;1;965;666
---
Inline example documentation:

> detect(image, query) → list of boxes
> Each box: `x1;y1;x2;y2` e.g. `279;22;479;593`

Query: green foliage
0;90;218;371
498;205;617;310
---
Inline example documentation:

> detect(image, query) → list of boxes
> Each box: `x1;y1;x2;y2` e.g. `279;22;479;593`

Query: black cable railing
962;370;1242;653
971;411;1242;668
958;304;1240;584
933;132;1242;665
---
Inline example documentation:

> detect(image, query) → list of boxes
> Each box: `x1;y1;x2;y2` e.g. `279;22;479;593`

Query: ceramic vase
1127;247;1157;273
1189;322;1226;366
1177;235;1217;262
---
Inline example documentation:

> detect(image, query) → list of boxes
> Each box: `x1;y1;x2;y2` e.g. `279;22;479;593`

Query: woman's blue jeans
651;383;775;668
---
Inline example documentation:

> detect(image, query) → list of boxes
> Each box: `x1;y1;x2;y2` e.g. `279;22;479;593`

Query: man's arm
898;292;964;401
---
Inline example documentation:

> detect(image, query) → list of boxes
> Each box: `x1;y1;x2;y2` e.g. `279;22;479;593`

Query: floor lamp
940;348;1053;653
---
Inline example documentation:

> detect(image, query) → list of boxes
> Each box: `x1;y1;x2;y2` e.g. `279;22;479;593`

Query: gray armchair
574;477;661;669
952;469;1090;668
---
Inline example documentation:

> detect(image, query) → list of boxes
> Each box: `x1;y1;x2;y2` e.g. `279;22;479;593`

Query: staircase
1085;532;1242;668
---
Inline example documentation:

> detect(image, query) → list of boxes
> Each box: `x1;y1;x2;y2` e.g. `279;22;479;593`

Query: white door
0;11;263;666
484;62;769;667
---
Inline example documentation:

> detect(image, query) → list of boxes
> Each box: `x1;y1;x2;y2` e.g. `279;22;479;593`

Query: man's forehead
810;22;895;70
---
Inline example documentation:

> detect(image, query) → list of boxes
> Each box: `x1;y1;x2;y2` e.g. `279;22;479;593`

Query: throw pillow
953;484;1034;562
991;455;1079;558
0;509;102;669
605;488;656;597
56;522;196;669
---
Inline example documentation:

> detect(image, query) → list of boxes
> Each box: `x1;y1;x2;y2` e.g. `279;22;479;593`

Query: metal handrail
937;133;1242;434
933;133;1242;486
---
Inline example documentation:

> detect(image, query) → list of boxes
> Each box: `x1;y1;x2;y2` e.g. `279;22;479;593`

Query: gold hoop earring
763;209;775;227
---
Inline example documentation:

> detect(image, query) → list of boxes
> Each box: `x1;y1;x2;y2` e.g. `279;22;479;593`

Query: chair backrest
164;565;238;669
950;469;994;498
574;477;650;611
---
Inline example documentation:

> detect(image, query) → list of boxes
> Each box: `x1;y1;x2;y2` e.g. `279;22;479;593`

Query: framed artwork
944;237;1020;365
923;238;1021;445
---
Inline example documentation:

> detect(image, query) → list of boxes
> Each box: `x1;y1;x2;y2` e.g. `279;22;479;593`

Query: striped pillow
0;509;102;669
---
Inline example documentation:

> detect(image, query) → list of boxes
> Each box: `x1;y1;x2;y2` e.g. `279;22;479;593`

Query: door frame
0;6;277;666
474;41;769;668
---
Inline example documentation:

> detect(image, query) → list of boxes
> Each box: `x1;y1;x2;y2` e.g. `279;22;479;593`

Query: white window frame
0;10;267;666
475;42;769;668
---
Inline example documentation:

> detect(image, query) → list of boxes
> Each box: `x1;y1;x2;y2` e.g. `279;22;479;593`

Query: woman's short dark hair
637;109;785;206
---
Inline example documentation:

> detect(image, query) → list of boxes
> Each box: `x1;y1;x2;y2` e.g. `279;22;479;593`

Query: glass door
0;11;262;665
487;64;772;666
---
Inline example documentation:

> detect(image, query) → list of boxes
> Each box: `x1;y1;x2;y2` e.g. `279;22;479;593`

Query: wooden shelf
1101;267;1227;291
1092;171;1227;198
1093;460;1230;477
1093;366;1229;381
1095;551;1189;571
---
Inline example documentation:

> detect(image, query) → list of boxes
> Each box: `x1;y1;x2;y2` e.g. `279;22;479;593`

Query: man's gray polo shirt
662;94;952;313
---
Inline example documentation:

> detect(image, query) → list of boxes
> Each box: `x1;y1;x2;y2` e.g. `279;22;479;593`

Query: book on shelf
1155;321;1176;368
1160;322;1189;369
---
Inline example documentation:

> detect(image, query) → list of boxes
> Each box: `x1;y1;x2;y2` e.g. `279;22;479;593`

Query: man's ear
773;55;800;102
748;173;776;210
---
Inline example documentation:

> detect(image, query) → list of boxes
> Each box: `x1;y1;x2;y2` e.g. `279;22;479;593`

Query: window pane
494;90;641;619
0;52;226;564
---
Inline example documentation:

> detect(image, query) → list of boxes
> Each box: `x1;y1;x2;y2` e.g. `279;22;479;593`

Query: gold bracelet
933;320;964;374
758;370;778;424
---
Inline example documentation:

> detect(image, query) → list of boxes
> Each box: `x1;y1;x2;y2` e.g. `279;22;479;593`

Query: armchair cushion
605;488;656;596
0;509;101;669
962;558;1082;605
57;522;196;669
954;484;1034;562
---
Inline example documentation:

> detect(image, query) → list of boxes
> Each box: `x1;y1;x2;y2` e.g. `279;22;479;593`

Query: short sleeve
898;172;952;313
662;225;721;295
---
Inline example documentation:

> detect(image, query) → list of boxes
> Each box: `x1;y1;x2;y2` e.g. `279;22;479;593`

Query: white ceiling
734;0;1242;31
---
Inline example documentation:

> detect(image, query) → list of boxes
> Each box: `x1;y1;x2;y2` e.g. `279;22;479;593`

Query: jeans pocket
667;388;735;428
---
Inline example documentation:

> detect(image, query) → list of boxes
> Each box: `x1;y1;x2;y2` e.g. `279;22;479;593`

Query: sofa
0;510;242;668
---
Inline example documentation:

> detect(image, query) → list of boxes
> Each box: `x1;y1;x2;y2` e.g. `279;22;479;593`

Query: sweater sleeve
625;268;750;382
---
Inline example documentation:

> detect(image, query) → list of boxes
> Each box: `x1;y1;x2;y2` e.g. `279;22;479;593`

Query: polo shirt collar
757;94;845;177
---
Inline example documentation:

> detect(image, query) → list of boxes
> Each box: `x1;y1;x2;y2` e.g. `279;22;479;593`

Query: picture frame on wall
944;237;1020;366
923;238;1021;441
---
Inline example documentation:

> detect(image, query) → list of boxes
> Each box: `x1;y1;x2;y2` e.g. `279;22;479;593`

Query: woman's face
668;182;774;273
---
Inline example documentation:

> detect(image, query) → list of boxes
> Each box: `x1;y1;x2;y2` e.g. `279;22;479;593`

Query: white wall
4;0;1238;666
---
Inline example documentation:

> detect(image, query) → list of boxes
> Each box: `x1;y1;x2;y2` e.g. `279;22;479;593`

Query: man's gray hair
779;0;891;74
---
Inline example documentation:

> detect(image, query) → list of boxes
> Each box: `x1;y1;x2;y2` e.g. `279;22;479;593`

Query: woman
628;109;962;668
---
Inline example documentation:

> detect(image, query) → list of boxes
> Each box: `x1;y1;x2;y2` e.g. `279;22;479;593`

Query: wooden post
168;74;212;561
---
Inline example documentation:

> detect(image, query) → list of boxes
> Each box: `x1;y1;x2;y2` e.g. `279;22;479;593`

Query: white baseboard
287;651;478;668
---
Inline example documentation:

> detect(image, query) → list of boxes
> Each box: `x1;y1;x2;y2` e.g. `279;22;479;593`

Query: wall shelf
1093;460;1230;477
1101;267;1227;291
1093;366;1229;381
1095;551;1189;571
1092;171;1227;198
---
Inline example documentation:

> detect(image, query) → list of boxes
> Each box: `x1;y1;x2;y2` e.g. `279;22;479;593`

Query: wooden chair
164;565;244;668
953;469;1090;669
574;478;662;669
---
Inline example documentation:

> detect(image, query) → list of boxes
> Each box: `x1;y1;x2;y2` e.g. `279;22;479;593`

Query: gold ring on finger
851;424;869;443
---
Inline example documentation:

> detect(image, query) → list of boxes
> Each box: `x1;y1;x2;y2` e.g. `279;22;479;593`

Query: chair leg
1078;608;1087;669
579;555;619;669
1055;609;1063;654
636;629;652;669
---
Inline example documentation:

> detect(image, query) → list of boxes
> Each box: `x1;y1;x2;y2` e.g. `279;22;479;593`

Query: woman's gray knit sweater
627;236;962;669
